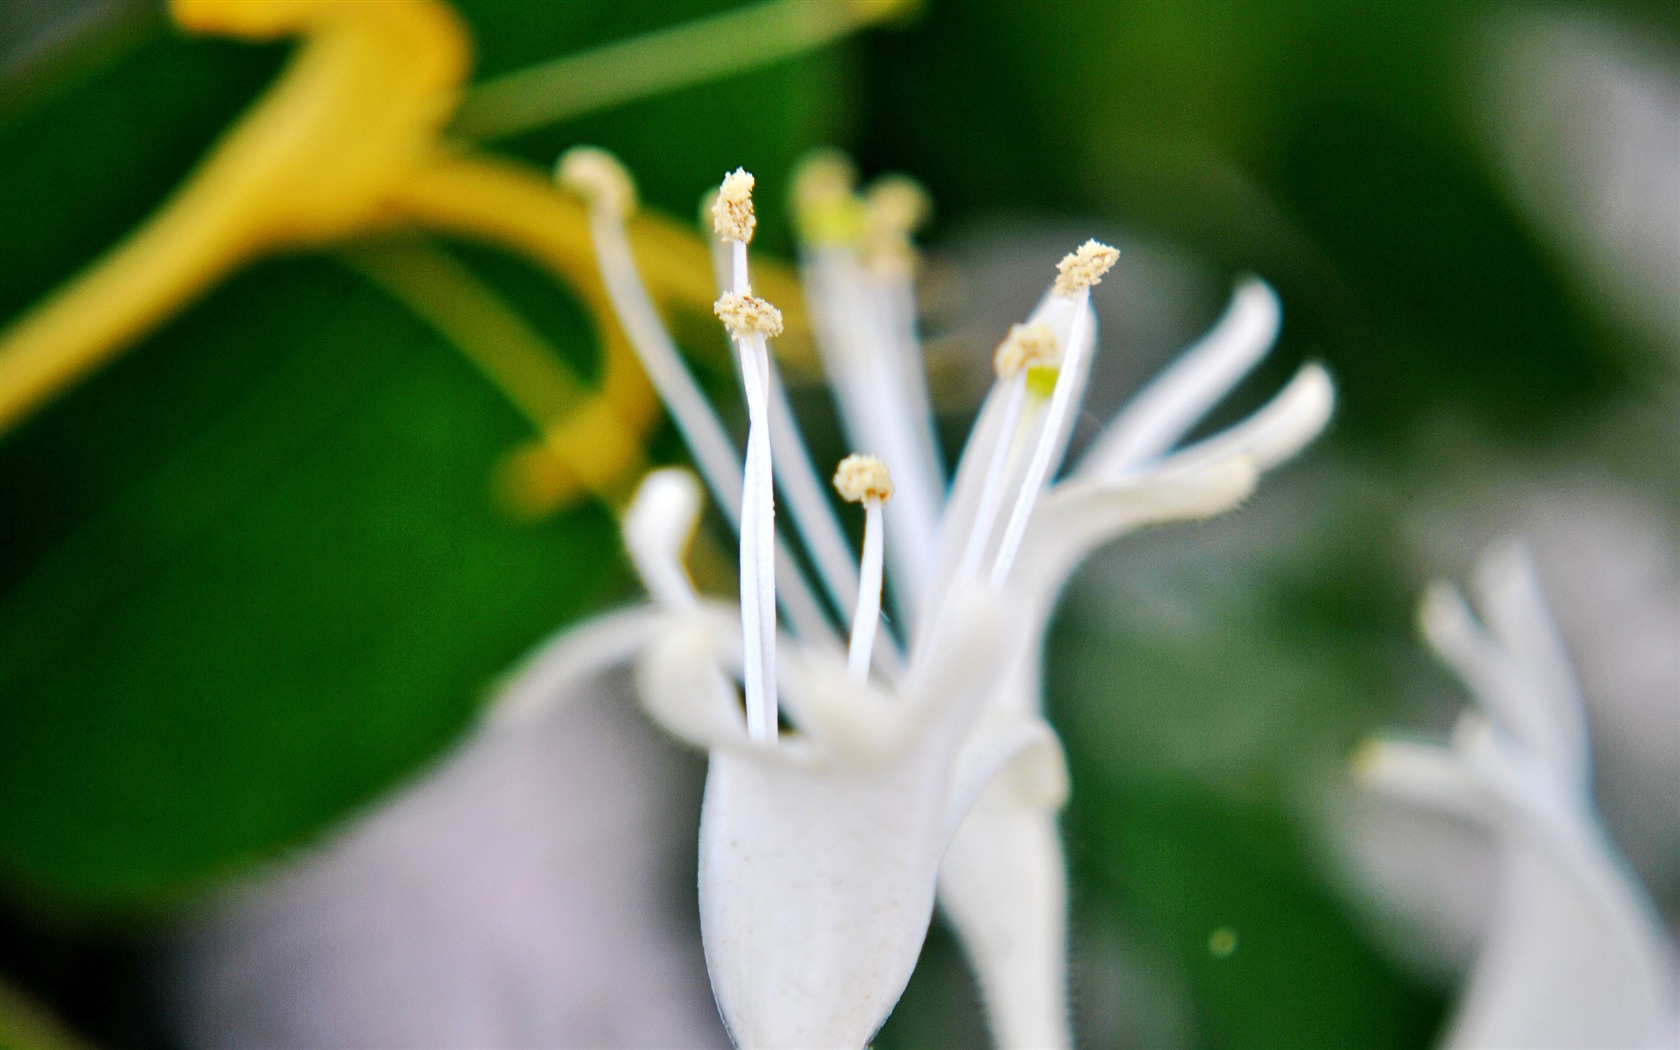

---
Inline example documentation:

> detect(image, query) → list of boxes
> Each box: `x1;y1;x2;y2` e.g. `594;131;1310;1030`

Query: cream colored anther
992;322;1059;379
714;292;784;339
713;168;758;243
1052;239;1119;297
833;453;894;504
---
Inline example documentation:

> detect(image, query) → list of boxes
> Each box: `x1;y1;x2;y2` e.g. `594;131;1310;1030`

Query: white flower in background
1355;542;1680;1049
494;149;1333;1049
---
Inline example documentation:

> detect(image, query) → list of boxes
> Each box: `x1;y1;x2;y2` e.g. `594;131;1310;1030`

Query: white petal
697;588;1008;1049
1446;821;1679;1050
943;711;1069;842
1473;540;1591;782
624;468;704;609
1420;582;1571;776
1339;767;1499;980
634;611;759;754
1143;364;1334;479
1354;736;1498;826
485;606;664;730
1078;276;1281;477
940;779;1070;1050
1010;458;1259;616
776;643;913;766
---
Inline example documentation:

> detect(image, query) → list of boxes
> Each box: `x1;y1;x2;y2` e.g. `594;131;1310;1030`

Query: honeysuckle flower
1355;542;1680;1049
494;149;1333;1049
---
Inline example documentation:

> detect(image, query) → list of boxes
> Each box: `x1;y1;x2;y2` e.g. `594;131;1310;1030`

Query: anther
833;453;894;505
992;322;1059;379
863;175;930;273
714;292;784;339
792;150;864;245
865;176;930;237
712;168;758;243
835;453;892;680
1052;239;1119;297
555;146;637;218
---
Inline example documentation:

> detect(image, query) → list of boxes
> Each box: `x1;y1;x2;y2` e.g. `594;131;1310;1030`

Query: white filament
848;501;886;680
580;197;835;646
958;376;1026;577
708;236;864;626
990;291;1093;584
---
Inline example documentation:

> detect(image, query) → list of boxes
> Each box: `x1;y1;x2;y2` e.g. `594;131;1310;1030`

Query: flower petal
485;606;664;730
1012;458;1259;617
940;778;1070;1050
696;586;1008;1049
635;610;762;755
1473;540;1591;782
1078;277;1281;477
1446;822;1679;1050
1143;364;1334;479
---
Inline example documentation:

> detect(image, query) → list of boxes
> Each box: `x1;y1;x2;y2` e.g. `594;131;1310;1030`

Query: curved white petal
1012;459;1259;617
625;468;704;610
1144;364;1334;479
485;606;664;730
635;612;758;755
940;781;1070;1050
1420;582;1564;768
1446;820;1679;1050
1473;540;1591;782
1355;736;1499;826
776;643;914;767
1078;276;1281;478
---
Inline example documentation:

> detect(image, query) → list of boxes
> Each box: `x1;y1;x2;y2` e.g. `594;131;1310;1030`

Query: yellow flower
0;0;894;509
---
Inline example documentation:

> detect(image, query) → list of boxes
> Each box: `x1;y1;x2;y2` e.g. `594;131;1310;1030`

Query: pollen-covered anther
714;291;783;339
1052;239;1120;296
712;168;758;243
833;453;894;504
555;146;637;218
992;322;1059;379
866;176;931;235
863;175;930;272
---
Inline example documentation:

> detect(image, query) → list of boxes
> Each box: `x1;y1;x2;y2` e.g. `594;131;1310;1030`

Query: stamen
1051;239;1119;298
558;148;837;647
862;175;930;274
834;452;895;503
795;159;946;622
714;169;779;741
834;454;893;679
992;322;1058;379
991;241;1117;585
714;292;785;338
713;168;759;244
958;324;1060;576
792;150;866;245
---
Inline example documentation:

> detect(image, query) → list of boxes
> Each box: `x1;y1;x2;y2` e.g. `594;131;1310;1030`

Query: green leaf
0;253;622;907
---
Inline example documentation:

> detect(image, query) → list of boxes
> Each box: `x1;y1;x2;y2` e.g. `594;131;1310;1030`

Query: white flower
1354;542;1680;1049
495;149;1334;1049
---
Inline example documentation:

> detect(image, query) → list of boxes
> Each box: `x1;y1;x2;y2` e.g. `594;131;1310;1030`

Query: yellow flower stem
0;0;468;437
345;236;651;511
452;0;916;141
